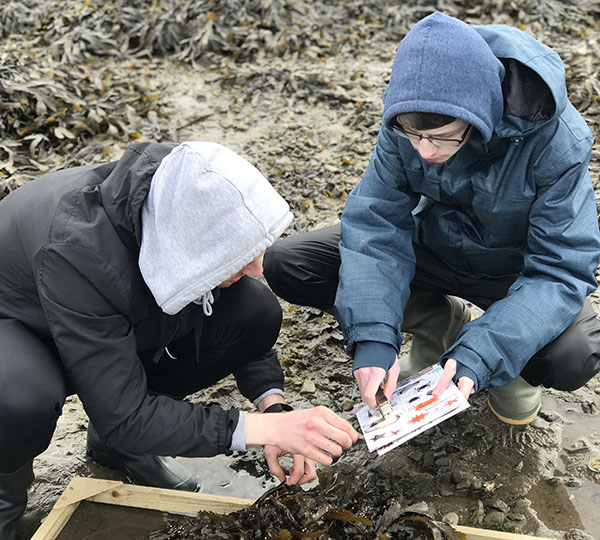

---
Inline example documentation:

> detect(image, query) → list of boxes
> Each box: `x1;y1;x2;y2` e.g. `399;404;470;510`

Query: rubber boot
86;423;200;492
399;292;472;378
0;461;34;540
487;376;542;425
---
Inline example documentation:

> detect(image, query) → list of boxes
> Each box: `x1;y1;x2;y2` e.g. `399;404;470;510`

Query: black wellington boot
0;461;34;540
86;423;200;492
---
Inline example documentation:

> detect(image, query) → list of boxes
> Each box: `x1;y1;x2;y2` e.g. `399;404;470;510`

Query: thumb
383;359;400;399
432;360;457;397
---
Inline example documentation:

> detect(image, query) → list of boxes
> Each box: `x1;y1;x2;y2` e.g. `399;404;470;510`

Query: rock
546;476;562;486
539;410;563;423
451;471;463;484
340;398;354;411
403;501;429;514
300;379;316;394
471;500;485;525
442;512;459;526
422;453;435;469
566;438;591;454
565;477;582;488
564;529;596;540
436;457;451;468
487;498;509;512
508;513;527;521
439;484;455;497
471;478;483;490
407;449;424;463
483;510;508;526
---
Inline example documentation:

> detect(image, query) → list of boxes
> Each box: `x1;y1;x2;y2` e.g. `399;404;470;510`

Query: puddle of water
566;478;600;537
541;393;600;536
527;481;584;531
177;454;279;499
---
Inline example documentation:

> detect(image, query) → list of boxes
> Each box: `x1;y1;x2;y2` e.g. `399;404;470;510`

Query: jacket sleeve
335;126;420;368
35;242;239;456
444;134;600;391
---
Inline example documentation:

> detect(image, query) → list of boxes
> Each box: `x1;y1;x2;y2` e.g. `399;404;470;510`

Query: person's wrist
263;403;293;413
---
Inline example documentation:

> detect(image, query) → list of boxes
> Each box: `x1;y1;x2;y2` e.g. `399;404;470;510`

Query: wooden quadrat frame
32;476;555;540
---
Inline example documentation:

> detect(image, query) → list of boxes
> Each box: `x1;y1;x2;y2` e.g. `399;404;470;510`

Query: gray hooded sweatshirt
0;140;292;456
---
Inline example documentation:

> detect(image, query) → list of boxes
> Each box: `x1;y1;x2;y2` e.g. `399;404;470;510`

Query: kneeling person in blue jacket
264;13;600;424
0;141;359;540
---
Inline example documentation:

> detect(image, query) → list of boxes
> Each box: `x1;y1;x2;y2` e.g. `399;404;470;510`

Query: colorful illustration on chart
354;363;470;455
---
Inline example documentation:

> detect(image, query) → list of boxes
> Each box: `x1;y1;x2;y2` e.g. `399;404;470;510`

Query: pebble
451;471;463;484
483;510;507;526
564;529;596;540
471;500;485;525
435;456;451;468
439;484;455;497
487;498;509;512
565;478;582;488
300;379;316;394
539;410;563;423
340;398;354;411
408;450;424;463
566;438;591;454
442;512;459;526
403;501;429;514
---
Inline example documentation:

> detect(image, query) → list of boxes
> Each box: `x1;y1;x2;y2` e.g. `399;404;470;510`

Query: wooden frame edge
30;477;556;540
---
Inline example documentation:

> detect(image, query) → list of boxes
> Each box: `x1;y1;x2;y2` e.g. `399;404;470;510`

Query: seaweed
150;469;468;539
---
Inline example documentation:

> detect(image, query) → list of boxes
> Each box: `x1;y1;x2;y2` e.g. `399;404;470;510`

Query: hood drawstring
200;290;214;316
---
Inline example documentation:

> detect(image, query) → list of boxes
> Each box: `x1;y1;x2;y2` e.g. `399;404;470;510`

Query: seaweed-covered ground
2;1;599;539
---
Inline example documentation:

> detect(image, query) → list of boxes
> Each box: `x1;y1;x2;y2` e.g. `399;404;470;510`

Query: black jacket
0;142;282;456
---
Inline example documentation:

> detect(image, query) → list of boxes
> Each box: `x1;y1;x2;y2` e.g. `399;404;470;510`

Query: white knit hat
139;141;293;315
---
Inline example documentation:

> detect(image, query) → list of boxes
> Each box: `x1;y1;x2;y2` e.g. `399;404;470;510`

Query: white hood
139;141;293;315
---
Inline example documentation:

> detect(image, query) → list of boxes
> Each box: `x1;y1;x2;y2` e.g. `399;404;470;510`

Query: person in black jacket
0;141;359;540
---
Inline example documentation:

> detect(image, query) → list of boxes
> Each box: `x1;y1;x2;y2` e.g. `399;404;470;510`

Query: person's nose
417;138;438;159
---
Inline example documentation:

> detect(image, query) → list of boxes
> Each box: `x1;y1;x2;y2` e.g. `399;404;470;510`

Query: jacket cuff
441;345;490;392
229;411;247;452
352;341;397;372
453;364;480;393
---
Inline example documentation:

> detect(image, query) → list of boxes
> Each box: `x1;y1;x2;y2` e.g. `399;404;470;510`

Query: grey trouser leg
399;292;472;379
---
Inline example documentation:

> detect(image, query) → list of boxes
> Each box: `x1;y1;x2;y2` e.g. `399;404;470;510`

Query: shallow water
541;394;600;537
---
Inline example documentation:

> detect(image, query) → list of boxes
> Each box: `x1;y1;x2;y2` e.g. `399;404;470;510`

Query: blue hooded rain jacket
335;12;600;392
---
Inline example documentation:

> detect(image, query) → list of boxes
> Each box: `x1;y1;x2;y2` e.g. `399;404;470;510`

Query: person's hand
354;360;400;409
263;445;317;485
245;406;360;471
432;358;474;400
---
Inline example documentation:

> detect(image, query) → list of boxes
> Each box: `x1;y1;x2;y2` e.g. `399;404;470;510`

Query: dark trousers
263;224;600;392
0;277;282;474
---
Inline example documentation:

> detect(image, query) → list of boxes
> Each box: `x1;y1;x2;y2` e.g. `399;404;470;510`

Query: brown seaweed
150;469;468;539
2;0;599;201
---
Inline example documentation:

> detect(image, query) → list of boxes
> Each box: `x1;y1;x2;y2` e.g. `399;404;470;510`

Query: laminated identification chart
354;364;470;456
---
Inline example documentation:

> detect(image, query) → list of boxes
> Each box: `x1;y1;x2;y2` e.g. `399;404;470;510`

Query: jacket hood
100;142;176;253
382;12;505;143
383;12;566;142
138;141;293;315
476;23;566;138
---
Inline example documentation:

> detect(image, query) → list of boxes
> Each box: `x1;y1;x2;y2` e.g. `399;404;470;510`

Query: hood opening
500;58;555;122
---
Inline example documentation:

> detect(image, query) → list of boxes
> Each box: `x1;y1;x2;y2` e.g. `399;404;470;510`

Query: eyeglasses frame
392;122;472;148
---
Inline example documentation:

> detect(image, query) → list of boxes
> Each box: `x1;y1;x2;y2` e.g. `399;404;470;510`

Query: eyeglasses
392;123;472;148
